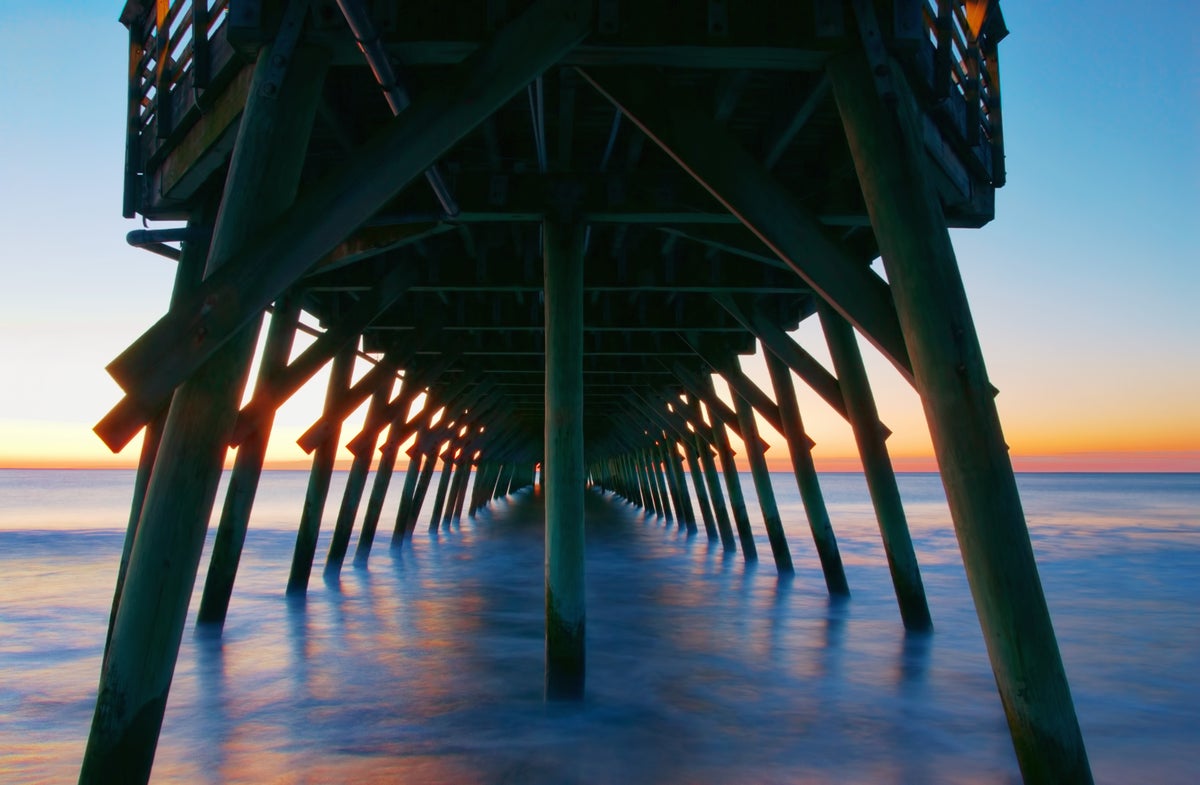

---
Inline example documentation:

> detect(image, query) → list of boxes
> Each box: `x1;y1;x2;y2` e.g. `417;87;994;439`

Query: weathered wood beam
712;292;854;425
732;373;793;573
353;434;400;565
195;297;300;629
427;447;460;531
668;362;767;451
226;265;418;447
287;342;358;596
764;349;849;597
544;219;586;699
685;403;737;551
830;47;1091;782
324;382;393;579
819;301;931;631
682;438;718;540
577;67;914;383
388;444;427;549
680;333;784;435
103;207;209;662
698;374;757;561
298;352;402;454
315;222;455;273
103;0;594;422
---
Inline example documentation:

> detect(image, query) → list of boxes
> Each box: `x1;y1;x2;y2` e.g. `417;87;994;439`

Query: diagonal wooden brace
577;66;913;382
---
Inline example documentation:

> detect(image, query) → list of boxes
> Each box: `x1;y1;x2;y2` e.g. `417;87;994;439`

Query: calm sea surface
0;469;1196;784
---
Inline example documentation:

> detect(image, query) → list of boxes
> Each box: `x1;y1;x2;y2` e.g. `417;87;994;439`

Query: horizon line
2;450;1197;474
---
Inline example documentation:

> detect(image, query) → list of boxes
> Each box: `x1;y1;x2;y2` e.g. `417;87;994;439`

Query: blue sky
0;1;1196;468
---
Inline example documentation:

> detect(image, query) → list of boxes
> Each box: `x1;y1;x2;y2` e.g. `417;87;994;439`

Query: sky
0;1;1196;472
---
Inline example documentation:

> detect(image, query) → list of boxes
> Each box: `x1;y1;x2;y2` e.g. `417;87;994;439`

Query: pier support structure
829;48;1092;782
728;363;794;574
325;382;392;578
543;219;586;699
820;302;932;631
763;350;849;596
702;377;757;561
104;212;208;659
287;342;356;595
196;297;300;627
81;38;327;782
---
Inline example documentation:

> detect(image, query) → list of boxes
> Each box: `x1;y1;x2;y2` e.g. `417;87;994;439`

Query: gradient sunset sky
0;2;1196;471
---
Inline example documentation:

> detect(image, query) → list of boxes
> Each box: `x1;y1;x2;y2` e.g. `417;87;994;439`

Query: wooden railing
120;0;231;216
914;0;1007;186
116;0;1006;218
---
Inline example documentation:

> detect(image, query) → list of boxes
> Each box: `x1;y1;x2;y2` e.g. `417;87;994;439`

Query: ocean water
0;469;1197;784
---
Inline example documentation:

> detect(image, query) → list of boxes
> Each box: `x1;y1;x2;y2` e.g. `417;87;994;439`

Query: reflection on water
0;471;1197;783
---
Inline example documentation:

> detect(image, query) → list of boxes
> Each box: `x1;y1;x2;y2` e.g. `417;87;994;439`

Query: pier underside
85;2;1092;783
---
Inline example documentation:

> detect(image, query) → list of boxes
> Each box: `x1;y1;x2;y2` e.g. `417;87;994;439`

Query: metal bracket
848;0;897;106
258;0;312;99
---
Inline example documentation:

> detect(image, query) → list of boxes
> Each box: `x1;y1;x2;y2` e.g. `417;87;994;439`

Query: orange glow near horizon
2;328;1196;474
1;416;1195;473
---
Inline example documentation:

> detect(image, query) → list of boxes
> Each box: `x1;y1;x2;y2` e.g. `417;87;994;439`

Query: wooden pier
85;1;1092;783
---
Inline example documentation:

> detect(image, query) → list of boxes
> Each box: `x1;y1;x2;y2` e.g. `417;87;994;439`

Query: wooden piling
543;219;586;699
686;409;737;552
427;451;456;531
627;451;646;510
669;443;698;533
830;48;1092;782
820;302;931;630
468;460;493;515
81;41;328;783
104;211;208;661
763;350;849;596
445;451;473;524
637;449;660;515
287;342;357;595
354;437;398;566
453;452;477;518
356;379;426;562
325;383;392;577
683;440;718;539
658;442;685;525
196;298;300;627
649;446;675;521
489;463;508;501
702;379;757;561
389;451;424;548
731;385;793;573
405;446;440;539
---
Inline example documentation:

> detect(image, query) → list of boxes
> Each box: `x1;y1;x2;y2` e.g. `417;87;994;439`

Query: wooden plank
155;64;254;206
